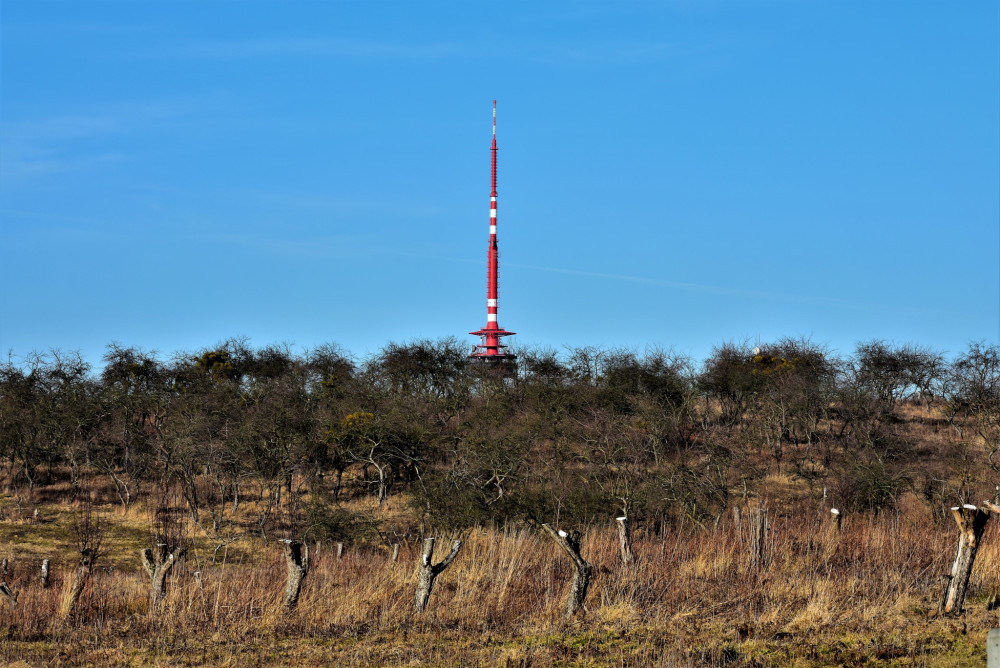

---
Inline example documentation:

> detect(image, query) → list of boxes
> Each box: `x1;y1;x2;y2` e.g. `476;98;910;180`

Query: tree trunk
0;582;16;607
414;537;462;613
181;473;200;524
541;524;593;619
281;540;309;612
41;559;50;588
333;468;343;501
943;504;991;615
376;468;389;506
60;549;95;620
615;516;635;566
822;508;843;561
140;543;185;612
748;504;769;569
829;507;842;534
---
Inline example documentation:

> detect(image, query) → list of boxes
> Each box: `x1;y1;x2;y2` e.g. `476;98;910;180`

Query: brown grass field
0;481;998;666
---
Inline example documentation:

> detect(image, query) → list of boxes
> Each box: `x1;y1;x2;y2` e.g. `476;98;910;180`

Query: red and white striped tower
470;100;516;362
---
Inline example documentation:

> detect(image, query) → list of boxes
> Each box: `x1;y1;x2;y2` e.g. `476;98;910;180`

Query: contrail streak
386;250;941;317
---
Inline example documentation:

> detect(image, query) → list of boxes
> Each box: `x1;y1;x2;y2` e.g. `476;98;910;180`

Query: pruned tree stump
822;508;843;561
140;543;185;612
41;559;50;588
615;516;635;566
60;548;96;620
281;539;309;612
0;582;16;607
542;524;593;619
414;537;462;613
942;504;991;615
747;505;769;569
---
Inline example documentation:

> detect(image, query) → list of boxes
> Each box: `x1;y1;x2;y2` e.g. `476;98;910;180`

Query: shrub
832;456;912;513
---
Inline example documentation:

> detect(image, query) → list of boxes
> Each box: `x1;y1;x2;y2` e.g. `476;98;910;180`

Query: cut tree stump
139;543;185;612
615;516;635;566
942;504;991;615
281;539;309;612
414;537;462;613
747;505;769;569
41;559;50;588
542;524;593;619
60;548;95;620
0;582;16;607
823;508;843;561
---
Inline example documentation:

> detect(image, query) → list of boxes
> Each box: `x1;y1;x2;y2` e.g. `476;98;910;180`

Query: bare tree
942;503;991;615
947;342;1000;470
140;509;186;612
98;344;167;507
414;537;462;613
541;524;593;619
850;340;945;419
60;501;105;621
140;543;186;612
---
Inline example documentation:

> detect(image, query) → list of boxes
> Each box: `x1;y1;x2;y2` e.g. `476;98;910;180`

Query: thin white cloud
383;250;946;316
0;98;226;184
214;188;447;218
503;261;942;316
214;233;378;260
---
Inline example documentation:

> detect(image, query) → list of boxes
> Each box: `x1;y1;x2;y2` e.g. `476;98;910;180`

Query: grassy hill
0;338;998;665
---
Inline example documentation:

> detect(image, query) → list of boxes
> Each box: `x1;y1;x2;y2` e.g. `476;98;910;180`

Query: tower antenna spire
470;100;516;366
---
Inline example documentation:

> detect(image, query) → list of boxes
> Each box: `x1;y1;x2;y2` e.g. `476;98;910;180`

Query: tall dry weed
1;506;997;665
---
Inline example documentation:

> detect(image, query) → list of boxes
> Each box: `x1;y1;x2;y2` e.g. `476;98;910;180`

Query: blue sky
1;1;998;367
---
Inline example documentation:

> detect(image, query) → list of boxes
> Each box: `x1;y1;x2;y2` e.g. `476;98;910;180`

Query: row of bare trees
4;500;994;623
1;337;997;537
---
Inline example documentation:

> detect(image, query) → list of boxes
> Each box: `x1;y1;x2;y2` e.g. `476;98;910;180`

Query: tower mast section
470;100;515;363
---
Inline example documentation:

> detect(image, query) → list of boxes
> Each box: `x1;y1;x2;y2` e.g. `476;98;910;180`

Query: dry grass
0;491;997;666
